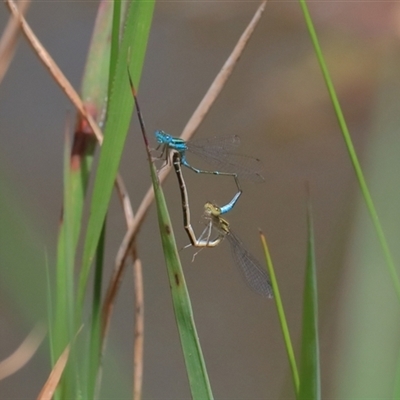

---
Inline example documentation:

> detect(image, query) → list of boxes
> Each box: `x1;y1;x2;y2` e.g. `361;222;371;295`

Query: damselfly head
155;130;171;144
204;202;221;217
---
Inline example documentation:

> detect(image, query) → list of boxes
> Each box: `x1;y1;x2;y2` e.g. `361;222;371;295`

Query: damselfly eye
155;130;171;143
204;202;221;216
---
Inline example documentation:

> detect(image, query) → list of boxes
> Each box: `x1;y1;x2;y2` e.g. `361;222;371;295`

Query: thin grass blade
298;198;320;400
45;251;55;368
130;84;214;399
298;0;400;302
53;0;114;363
149;161;214;399
109;0;121;99
85;0;125;394
78;0;155;313
59;119;81;398
260;231;300;396
87;221;106;399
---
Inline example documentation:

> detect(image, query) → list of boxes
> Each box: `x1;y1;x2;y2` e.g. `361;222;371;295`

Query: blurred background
1;1;400;398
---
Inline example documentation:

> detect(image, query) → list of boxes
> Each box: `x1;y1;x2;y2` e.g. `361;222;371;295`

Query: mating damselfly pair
130;80;273;299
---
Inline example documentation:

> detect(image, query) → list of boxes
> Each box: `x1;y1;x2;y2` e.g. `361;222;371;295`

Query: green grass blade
81;1;114;109
63;128;75;341
298;0;400;302
53;0;114;361
260;231;300;397
298;198;320;400
78;0;155;313
149;161;214;399
130;86;213;399
45;250;55;366
87;221;106;399
85;0;123;393
59;123;80;398
109;0;121;99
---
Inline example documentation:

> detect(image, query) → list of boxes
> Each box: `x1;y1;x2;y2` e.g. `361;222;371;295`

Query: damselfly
173;151;273;298
156;130;264;213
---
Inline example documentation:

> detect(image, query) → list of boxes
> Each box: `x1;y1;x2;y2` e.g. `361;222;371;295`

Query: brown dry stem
133;257;144;400
4;0;135;236
36;344;70;400
36;326;83;400
5;0;103;142
0;0;30;84
0;323;46;380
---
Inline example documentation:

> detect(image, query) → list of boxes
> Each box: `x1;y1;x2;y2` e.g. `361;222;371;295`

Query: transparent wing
226;229;273;298
187;135;264;183
188;135;241;154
